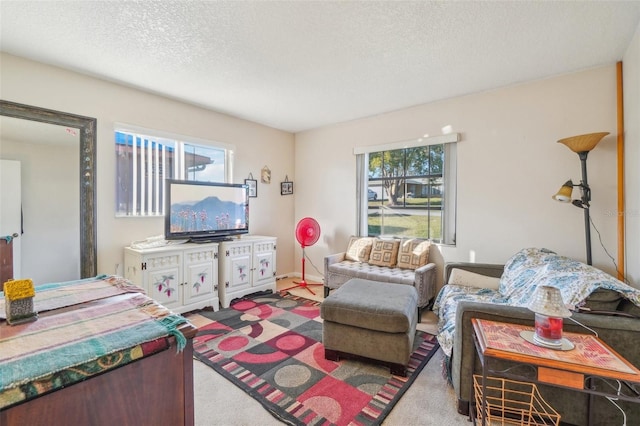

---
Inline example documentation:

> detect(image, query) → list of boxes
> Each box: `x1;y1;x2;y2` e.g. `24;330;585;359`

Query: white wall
2;48;637;291
296;66;625;291
0;53;296;278
623;22;640;287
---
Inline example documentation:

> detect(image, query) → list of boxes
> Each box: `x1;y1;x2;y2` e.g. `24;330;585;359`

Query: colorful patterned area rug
192;292;440;426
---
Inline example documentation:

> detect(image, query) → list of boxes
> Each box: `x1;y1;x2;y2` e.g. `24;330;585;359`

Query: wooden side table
471;318;640;426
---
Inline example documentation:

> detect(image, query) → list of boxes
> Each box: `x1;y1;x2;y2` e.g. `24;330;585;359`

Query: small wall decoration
281;175;293;195
261;166;271;184
244;173;257;198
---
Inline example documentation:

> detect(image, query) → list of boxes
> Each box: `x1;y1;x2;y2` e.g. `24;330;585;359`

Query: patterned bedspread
433;248;640;357
0;274;141;319
0;275;189;409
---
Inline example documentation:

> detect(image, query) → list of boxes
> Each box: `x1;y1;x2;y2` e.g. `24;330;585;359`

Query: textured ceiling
1;1;639;133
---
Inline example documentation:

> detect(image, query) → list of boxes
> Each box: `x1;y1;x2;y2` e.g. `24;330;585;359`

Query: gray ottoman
320;278;418;376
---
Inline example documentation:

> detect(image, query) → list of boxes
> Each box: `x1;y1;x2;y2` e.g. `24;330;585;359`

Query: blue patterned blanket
433;248;640;357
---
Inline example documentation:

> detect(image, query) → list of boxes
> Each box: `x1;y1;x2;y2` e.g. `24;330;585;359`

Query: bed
0;275;196;425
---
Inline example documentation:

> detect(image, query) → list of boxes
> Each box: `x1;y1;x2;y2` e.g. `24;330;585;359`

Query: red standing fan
281;217;323;295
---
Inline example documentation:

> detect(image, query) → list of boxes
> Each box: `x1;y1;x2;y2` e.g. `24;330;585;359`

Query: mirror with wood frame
0;100;97;280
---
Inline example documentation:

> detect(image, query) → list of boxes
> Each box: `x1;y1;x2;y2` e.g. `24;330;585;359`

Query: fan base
280;280;324;295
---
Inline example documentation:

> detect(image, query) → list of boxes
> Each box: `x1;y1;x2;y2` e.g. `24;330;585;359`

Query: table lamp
521;285;574;350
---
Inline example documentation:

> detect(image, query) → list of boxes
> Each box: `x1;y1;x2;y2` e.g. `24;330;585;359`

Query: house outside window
356;134;458;245
115;125;233;217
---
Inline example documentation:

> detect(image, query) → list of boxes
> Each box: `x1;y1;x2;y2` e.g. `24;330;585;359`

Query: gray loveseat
324;236;436;313
434;248;640;426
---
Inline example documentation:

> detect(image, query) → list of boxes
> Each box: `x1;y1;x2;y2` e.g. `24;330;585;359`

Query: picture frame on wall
245;179;257;197
280;181;293;195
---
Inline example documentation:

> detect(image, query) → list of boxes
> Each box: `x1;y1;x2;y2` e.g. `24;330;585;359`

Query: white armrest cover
448;268;500;290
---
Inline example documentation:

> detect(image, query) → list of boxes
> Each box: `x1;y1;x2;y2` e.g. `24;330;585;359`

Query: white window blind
115;124;233;217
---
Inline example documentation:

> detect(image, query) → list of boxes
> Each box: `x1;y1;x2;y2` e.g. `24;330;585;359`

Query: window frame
355;133;459;245
115;123;235;217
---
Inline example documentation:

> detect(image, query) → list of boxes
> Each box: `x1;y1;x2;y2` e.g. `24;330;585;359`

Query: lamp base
520;330;575;351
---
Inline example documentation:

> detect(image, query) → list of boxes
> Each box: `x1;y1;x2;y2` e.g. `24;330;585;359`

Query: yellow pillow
344;236;374;262
397;239;430;269
368;239;400;267
448;268;500;290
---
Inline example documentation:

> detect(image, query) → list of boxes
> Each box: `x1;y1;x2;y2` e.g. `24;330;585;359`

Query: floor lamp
552;132;609;266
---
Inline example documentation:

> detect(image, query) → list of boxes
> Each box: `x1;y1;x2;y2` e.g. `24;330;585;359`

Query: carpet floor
192;291;440;426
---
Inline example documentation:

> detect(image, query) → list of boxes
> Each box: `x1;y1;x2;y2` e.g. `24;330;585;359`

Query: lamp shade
557;132;609;153
528;286;571;318
552;180;574;202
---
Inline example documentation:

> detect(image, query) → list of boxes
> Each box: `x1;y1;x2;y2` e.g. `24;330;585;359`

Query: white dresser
124;242;220;313
217;235;277;308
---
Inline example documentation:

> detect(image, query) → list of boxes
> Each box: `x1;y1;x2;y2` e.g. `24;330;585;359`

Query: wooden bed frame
0;324;196;425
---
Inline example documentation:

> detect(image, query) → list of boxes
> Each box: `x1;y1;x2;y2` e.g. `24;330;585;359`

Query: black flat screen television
165;179;249;242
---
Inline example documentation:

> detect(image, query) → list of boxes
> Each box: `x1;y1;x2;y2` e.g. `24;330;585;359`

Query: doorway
0;159;21;286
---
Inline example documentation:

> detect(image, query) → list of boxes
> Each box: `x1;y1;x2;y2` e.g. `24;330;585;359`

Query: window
115;125;233;217
356;134;458;245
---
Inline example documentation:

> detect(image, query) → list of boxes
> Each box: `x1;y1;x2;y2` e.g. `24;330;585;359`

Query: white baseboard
276;272;324;284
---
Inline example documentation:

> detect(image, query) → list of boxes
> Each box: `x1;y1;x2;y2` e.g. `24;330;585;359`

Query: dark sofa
440;261;640;426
